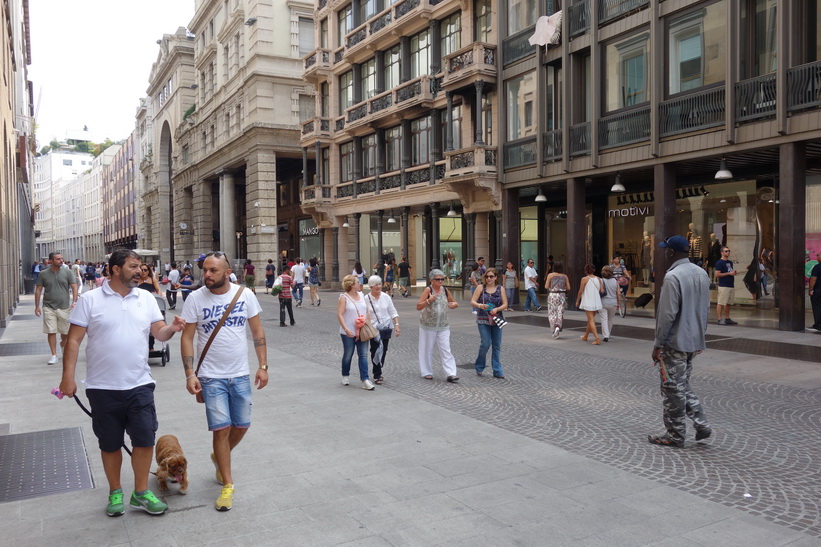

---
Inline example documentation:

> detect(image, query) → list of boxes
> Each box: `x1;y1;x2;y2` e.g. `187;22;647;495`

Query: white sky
28;0;195;147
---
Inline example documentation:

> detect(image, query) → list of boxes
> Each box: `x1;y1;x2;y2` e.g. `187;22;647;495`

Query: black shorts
86;383;157;452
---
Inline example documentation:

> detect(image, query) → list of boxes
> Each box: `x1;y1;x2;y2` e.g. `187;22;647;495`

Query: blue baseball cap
195;253;208;262
659;235;690;253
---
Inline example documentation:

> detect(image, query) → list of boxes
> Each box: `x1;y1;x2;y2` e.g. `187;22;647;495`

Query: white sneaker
47;355;58;365
553;327;560;339
341;376;349;386
361;379;375;390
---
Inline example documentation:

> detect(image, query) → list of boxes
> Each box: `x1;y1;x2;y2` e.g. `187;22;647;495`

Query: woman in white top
598;265;621;342
337;274;375;390
365;275;400;385
575;263;603;345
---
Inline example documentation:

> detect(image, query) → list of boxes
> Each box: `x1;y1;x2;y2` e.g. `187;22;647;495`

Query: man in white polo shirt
60;249;186;518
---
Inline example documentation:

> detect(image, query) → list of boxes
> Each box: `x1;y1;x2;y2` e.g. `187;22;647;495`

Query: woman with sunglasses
416;269;460;382
136;264;161;350
470;268;508;378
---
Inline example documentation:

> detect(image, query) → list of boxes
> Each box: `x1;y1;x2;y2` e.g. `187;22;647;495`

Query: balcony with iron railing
340;0;449;65
504;137;538;169
569;123;591;156
341;75;435;134
444;144;498;178
568;0;590;37
599;0;649;25
659;86;725;137
735;74;776;123
599;106;651;150
300;117;333;144
787;60;821;112
543;130;562;162
300;184;332;207
303;48;333;81
442;42;497;91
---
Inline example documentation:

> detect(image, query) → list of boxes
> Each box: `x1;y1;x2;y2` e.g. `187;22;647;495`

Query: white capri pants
418;327;458;378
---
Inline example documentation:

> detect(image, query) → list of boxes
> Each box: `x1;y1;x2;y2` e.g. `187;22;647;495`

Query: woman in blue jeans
470;268;509;378
337;274;375;390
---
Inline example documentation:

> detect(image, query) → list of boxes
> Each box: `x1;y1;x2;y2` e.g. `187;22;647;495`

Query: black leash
54;388;133;457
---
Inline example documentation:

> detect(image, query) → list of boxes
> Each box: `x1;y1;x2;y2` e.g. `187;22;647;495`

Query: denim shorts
200;376;252;431
87;383;157;452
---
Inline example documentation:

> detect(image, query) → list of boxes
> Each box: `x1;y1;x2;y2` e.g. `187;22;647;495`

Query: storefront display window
439;215;463;286
520;206;538;272
608;179;777;304
298;218;321;261
805;175;821;285
369;215;401;274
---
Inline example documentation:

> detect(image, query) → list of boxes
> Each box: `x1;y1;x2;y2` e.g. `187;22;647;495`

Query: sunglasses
432;278;445;281
485;274;496;278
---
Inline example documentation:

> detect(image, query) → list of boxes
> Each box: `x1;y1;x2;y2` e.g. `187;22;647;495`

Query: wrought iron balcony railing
598;106;651;150
735;74;776;123
659;86;725;137
787;60;821;112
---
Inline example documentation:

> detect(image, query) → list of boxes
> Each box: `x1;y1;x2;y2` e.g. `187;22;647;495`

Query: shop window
411;116;431;166
383;45;401;90
410;29;431;79
440;12;461;67
667;3;726;95
605;32;649;112
506;71;537;141
439;216;463;285
340;142;354;182
385;126;402;172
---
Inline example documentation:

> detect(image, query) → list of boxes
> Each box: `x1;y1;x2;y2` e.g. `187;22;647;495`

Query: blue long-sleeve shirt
654;258;710;352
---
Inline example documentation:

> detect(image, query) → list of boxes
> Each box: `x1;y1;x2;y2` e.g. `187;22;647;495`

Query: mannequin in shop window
641;233;652;285
707;233;722;282
686;223;704;266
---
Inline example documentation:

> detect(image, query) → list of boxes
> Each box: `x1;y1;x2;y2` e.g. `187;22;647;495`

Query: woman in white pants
416;269;460;383
598;265;621;342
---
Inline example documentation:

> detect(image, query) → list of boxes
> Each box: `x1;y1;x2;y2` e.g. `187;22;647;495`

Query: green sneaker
106;489;125;517
129;489;168;515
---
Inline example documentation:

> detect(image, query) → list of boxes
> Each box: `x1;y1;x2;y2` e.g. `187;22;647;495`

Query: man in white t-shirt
291;258;306;307
60;249;186;517
166;262;181;310
523;258;541;312
180;251;268;512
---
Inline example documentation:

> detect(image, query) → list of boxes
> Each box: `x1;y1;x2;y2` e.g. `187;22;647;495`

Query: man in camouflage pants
649;235;712;447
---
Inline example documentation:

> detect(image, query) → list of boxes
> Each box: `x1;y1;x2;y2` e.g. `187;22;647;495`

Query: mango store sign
608;205;651;217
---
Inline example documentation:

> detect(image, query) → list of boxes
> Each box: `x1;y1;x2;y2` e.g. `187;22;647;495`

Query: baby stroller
148;294;171;366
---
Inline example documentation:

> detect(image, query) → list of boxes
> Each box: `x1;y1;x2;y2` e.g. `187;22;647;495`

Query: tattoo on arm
182;356;194;370
253;336;266;347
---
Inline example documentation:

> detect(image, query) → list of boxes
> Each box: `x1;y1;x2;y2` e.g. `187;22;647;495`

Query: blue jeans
200;376;252;431
506;288;516;307
475;322;503;377
524;287;539;311
340;334;370;380
294;283;304;301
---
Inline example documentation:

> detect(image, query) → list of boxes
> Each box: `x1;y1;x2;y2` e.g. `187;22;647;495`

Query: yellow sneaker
215;484;234;511
210;452;223;485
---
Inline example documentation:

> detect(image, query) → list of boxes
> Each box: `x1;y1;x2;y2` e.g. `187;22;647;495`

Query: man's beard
205;274;227;290
121;271;139;288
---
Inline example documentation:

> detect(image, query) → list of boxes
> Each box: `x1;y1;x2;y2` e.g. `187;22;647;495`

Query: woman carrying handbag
366;275;400;385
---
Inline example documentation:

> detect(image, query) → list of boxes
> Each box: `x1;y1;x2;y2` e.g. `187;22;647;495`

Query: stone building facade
299;0;502;285
169;0;314;271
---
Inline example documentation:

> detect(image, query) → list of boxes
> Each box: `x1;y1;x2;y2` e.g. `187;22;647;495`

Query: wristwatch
259;365;268;371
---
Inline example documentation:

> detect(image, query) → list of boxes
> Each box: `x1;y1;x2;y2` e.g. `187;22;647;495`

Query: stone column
779;142;806;331
567;178;586;304
474;80;485;145
653;164;677;304
445;91;454;152
494;210;504;271
332;226;340;282
245;151;278;265
463;212;476;288
401;206;410;260
429;19;441;75
219;171;237;261
302;147;308;187
353;212;362;261
376;210;384;274
319;228;326;282
314;141;323;186
431;203;440;270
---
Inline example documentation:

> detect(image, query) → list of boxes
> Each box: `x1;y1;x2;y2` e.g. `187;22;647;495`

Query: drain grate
0;427;94;503
0;342;53;356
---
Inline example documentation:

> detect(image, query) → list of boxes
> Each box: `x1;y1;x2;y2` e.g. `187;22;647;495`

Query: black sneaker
724;318;738;325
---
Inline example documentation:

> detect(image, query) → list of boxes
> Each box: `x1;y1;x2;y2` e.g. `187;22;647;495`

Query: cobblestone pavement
259;293;821;539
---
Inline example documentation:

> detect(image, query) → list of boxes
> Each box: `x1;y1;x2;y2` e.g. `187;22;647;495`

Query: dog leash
52;387;133;457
